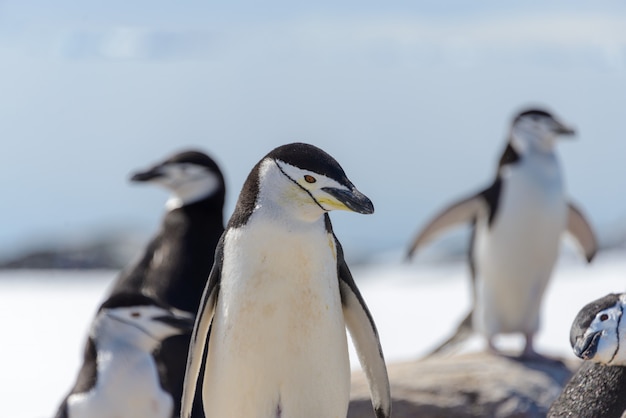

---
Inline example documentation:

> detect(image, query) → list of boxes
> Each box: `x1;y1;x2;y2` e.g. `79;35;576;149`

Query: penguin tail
422;310;474;358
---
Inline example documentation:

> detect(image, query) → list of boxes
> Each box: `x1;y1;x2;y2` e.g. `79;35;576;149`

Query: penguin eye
131;311;141;318
600;314;609;321
304;175;316;184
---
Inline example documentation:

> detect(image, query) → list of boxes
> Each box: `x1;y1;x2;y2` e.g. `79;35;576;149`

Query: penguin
54;293;195;418
95;149;225;416
181;143;391;418
112;149;226;311
570;293;626;365
548;293;626;417
406;108;597;358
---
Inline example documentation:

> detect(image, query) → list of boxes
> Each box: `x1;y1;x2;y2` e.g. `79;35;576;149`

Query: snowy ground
1;250;623;418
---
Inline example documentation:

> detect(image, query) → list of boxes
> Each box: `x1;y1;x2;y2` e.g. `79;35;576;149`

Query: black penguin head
229;143;373;227
94;293;194;350
509;108;575;154
570;293;626;365
254;143;373;221
130;149;225;209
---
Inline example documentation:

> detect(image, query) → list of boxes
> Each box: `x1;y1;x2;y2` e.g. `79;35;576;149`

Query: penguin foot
520;334;543;360
518;335;561;363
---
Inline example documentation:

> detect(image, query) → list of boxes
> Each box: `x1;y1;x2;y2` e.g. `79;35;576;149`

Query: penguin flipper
566;203;598;262
181;237;224;418
406;195;485;259
335;238;391;418
424;310;474;357
53;401;69;418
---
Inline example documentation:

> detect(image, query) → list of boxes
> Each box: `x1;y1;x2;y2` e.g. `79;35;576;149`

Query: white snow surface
1;250;624;418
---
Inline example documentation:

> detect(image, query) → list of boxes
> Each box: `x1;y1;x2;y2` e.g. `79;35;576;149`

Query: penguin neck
165;177;223;211
94;341;162;397
93;317;161;353
253;195;327;230
254;160;327;225
502;138;562;184
510;130;557;155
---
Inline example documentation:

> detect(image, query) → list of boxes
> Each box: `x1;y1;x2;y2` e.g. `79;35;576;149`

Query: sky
1;1;626;260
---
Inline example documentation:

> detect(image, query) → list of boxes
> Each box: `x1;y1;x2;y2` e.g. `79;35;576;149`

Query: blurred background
1;0;625;266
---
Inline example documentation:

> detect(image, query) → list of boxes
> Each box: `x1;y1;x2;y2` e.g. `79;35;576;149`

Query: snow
1;250;623;418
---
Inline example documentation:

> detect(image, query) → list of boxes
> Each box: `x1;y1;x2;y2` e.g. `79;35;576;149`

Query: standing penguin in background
549;293;626;417
112;149;226;312
108;150;225;416
54;293;195;418
406;108;597;358
182;143;390;418
57;150;225;417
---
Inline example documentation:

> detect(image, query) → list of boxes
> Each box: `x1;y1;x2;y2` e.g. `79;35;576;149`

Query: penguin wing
180;236;224;418
424;310;474;357
53;400;69;418
406;194;486;259
53;336;99;418
335;237;391;418
566;203;598;262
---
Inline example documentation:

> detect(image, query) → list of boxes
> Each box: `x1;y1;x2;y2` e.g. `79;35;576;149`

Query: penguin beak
321;186;374;214
554;122;576;137
573;331;602;360
130;166;164;182
153;313;195;332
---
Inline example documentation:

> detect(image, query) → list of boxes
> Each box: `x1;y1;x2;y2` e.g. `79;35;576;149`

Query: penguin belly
67;350;173;418
474;161;567;338
202;223;351;418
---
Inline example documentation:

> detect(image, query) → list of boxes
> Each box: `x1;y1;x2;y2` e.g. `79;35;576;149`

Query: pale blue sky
1;1;625;259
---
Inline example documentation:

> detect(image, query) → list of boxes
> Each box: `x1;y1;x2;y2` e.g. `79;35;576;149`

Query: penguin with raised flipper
407;109;597;358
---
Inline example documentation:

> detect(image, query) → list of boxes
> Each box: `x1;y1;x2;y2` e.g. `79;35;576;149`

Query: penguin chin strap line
274;161;328;213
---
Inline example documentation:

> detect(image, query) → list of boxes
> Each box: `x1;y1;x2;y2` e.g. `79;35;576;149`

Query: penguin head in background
570;293;626;366
130;150;225;209
509;108;576;154
249;142;374;223
95;293;195;352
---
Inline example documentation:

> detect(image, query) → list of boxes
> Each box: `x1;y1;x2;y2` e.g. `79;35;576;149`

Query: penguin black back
110;197;224;312
548;361;626;418
109;149;225;312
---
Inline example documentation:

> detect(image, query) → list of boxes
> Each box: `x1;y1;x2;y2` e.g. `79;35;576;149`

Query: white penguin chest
67;348;172;418
472;156;569;335
219;221;344;339
478;156;567;268
203;218;351;417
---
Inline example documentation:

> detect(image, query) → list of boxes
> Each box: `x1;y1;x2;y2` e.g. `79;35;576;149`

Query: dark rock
0;235;142;270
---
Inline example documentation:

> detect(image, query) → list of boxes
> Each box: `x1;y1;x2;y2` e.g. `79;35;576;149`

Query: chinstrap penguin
54;293;194;418
181;142;391;418
570;293;626;365
548;293;626;417
406;108;597;358
115;149;226;311
99;149;225;416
